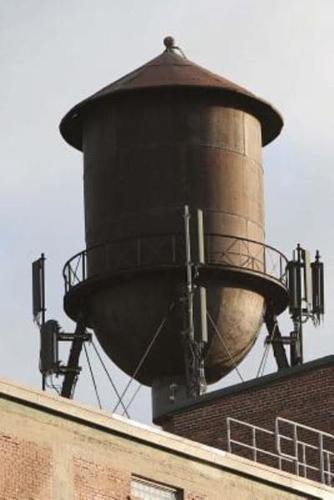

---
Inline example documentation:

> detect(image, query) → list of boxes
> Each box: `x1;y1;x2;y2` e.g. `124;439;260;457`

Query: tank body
83;89;265;385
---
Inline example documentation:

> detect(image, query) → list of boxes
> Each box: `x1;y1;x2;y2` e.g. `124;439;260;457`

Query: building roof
0;377;332;499
60;37;283;150
157;355;334;419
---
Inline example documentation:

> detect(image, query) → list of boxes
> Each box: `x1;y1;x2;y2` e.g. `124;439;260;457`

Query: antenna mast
183;205;208;398
32;254;91;398
266;245;325;369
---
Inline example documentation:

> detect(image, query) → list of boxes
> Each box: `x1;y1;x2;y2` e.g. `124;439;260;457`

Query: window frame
131;475;183;500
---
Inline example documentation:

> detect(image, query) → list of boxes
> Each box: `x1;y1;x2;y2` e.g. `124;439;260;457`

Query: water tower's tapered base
69;271;265;385
63;243;289;388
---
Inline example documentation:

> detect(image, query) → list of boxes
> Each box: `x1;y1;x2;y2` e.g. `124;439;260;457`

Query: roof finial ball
163;35;176;50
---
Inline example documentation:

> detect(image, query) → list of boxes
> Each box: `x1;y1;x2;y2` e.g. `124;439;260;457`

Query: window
131;476;181;500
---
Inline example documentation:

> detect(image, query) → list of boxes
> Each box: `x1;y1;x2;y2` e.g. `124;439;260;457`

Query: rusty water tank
60;38;288;389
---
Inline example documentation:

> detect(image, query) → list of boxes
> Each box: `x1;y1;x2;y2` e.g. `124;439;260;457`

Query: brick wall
74;458;130;500
0;377;329;499
159;356;334;475
0;432;52;500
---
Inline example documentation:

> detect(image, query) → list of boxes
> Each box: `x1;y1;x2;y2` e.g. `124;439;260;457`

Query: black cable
91;340;130;418
113;301;175;413
84;343;102;410
46;375;60;395
122;383;142;416
207;310;244;383
256;321;277;378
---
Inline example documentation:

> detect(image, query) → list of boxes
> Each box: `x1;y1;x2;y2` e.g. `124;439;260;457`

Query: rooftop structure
0;378;331;499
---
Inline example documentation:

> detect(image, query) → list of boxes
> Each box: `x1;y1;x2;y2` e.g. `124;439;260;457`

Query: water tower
60;37;291;419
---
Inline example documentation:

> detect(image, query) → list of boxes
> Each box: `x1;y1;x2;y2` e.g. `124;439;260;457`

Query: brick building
158;356;334;446
0;377;332;499
154;355;334;487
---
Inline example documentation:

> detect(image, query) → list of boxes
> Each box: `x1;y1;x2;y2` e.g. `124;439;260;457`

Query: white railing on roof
227;417;334;487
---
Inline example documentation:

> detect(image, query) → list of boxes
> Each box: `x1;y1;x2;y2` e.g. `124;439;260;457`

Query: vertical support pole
194;209;207;395
290;244;303;366
319;433;325;484
297;245;304;364
183;206;207;398
194;209;208;345
325;450;330;486
227;418;232;453
293;423;299;476
196;209;205;264
302;444;307;478
184;205;195;343
252;427;257;462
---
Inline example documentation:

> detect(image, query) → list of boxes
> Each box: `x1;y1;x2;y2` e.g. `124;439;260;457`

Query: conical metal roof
60;37;283;150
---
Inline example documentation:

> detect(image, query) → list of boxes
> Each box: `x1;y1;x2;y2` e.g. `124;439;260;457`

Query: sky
0;0;333;424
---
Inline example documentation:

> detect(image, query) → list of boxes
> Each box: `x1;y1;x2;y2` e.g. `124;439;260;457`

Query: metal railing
275;417;334;486
227;417;294;471
63;233;288;293
227;417;334;487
